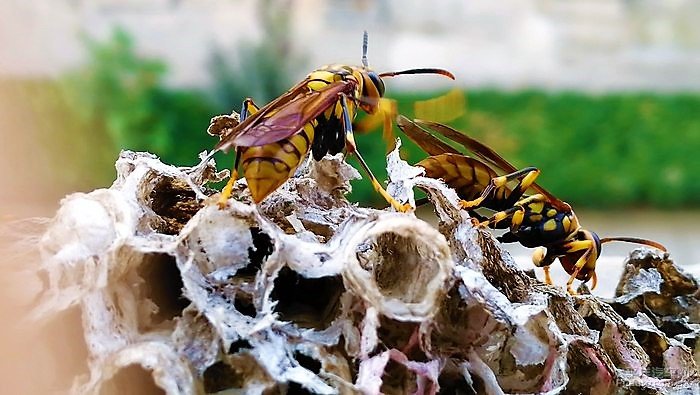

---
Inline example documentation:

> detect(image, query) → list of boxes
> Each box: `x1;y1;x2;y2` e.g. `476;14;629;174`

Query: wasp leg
532;246;556;286
479;193;546;229
590;272;598;290
340;95;411;213
218;99;259;209
459;167;539;210
562;240;595;295
543;266;553;286
217;149;241;208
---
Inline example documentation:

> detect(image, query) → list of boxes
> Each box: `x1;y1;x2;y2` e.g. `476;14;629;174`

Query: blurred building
2;0;700;91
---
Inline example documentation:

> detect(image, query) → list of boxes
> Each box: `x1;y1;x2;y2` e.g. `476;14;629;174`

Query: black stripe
241;157;291;171
299;129;311;147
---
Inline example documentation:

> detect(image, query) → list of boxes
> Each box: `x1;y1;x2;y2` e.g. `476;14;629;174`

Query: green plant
353;90;700;209
62;29;216;167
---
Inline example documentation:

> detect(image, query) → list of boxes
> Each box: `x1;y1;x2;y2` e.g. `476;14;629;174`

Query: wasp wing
398;116;500;201
413;119;569;211
396;115;461;156
215;81;354;151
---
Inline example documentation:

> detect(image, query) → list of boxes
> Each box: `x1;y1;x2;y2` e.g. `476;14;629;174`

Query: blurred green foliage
14;29;700;209
62;29;217;167
209;0;304;108
356;90;700;209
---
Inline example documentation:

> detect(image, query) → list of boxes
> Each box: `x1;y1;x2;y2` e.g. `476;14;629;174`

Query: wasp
397;116;667;294
209;32;454;211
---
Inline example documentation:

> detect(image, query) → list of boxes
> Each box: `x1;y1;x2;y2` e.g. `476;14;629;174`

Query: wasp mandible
397;116;667;294
210;32;454;211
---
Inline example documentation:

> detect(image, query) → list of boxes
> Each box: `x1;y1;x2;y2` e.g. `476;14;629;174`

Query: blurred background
1;0;699;391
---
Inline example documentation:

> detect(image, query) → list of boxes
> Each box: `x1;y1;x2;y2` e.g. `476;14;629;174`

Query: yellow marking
334;101;344;119
290;132;311;155
532;247;546;267
474;167;492;186
546;209;557;217
562;216;571;232
239;131;314;204
273;161;288;173
512;210;525;227
543;219;557;232
303;123;316;139
529;214;542;223
308;70;335;82
354;97;397;137
521;170;540;187
493;175;507;187
244;160;287;203
566;240;594;252
529;201;544;214
493;212;508;223
307;80;330;92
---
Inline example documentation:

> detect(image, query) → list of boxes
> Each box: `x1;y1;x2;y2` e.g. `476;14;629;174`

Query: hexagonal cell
356;231;437;303
149;177;204;235
184;208;276;283
429;285;506;357
269;266;345;330
342;215;451;322
137;253;189;328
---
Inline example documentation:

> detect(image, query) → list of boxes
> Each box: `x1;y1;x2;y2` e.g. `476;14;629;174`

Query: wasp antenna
362;31;369;68
379;68;456;80
600;236;667;252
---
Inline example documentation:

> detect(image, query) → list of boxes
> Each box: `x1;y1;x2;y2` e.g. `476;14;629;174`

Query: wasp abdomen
241;126;315;203
418;154;497;202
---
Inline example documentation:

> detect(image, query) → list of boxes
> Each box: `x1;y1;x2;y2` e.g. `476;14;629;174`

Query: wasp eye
368;71;385;97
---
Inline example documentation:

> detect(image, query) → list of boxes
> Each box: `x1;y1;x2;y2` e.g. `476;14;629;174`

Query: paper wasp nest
35;143;699;394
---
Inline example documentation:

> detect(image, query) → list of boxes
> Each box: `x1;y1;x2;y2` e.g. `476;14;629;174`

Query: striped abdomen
418;153;498;202
241;67;359;203
240;123;315;203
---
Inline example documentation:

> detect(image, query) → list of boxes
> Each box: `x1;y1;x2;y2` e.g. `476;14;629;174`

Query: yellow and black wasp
397;116;667;294
209;32;454;211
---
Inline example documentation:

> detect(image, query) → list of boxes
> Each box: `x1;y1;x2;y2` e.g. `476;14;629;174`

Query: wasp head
558;229;602;282
355;70;384;114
